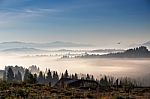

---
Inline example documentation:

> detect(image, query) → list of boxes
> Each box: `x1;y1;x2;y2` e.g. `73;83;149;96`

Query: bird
117;42;121;44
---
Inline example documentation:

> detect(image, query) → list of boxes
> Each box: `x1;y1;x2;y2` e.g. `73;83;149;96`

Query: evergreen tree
91;75;94;81
86;74;90;80
52;71;56;81
108;77;114;87
15;71;22;82
33;73;37;83
24;69;36;84
100;76;109;87
38;71;44;84
46;69;52;83
7;67;14;82
55;71;59;81
104;76;108;87
43;74;46;83
61;73;64;78
24;69;30;82
52;71;59;84
14;73;18;82
71;74;75;79
64;70;69;78
115;79;119;89
18;71;22;81
28;73;36;84
74;73;78;79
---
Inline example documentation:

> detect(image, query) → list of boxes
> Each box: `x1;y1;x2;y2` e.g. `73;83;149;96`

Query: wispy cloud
0;8;61;28
24;8;59;14
0;8;60;17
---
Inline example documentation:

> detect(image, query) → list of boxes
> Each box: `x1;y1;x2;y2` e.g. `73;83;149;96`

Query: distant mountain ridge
77;46;150;58
0;41;92;50
2;48;49;53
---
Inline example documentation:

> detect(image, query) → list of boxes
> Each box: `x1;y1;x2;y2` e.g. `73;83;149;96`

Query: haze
0;0;150;48
0;52;150;79
0;0;150;84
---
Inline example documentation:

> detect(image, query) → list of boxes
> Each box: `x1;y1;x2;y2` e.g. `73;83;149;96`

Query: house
54;78;99;90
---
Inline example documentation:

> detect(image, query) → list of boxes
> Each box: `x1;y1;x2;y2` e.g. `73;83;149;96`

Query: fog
0;53;150;79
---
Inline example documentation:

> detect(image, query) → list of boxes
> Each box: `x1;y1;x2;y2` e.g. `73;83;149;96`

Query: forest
0;65;150;98
76;46;150;58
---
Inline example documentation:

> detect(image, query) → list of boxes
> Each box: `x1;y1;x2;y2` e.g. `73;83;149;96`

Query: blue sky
0;0;149;48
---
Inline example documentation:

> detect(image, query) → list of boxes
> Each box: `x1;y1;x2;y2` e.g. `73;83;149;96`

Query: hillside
77;46;150;58
2;48;49;54
0;41;92;50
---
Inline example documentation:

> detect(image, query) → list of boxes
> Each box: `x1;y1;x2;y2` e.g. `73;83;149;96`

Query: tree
100;76;109;88
24;69;30;82
115;79;119;89
86;74;90;80
61;73;64;78
91;75;94;81
15;71;22;82
38;71;45;84
24;69;36;84
7;67;14;82
18;71;22;81
33;74;37;83
55;71;59;81
64;70;69;78
43;74;46;83
71;74;75;79
74;73;78;79
52;71;59;84
46;69;52;83
28;73;37;84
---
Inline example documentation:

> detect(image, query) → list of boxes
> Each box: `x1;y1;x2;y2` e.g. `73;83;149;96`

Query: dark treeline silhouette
76;46;150;58
2;66;140;89
3;67;80;86
3;66;59;86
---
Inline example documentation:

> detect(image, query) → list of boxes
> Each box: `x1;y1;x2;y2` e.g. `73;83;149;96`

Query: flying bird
117;42;121;44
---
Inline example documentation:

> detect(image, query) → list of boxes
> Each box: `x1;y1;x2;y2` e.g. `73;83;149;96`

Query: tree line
2;66;139;88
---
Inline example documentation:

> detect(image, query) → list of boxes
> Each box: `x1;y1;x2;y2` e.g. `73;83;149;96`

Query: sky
0;0;150;48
